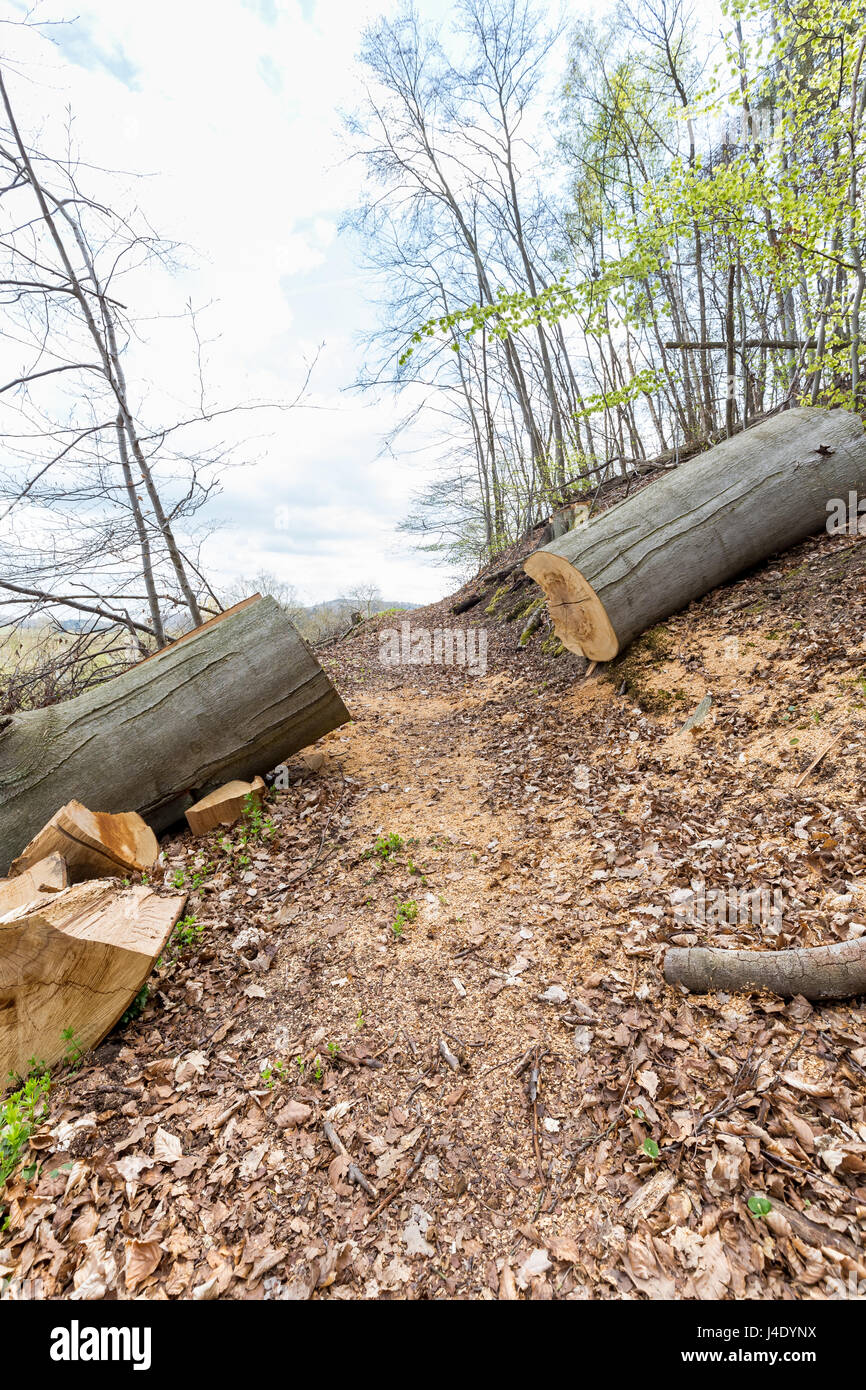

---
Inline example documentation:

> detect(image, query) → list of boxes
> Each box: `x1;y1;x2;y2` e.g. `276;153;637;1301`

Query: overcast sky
3;0;499;605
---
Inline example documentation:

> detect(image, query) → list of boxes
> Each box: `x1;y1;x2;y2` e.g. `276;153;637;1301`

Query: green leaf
748;1195;772;1218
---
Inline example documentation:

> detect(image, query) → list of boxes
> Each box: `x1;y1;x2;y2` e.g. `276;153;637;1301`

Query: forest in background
348;0;866;568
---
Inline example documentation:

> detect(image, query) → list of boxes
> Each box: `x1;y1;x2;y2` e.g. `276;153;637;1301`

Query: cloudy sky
2;0;500;605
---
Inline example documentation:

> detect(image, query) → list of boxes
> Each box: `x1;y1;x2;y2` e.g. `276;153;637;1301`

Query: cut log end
523;550;618;661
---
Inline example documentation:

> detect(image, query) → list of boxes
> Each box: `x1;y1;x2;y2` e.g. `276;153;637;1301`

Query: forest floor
3;524;866;1300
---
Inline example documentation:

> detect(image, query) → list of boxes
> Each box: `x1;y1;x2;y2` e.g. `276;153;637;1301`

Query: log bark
664;938;866;1000
0;595;350;873
524;407;866;660
0;880;186;1077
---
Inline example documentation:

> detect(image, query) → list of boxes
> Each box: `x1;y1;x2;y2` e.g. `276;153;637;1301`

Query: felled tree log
10;802;157;881
0;595;350;874
664;938;866;1000
0;880;186;1077
524;407;866;660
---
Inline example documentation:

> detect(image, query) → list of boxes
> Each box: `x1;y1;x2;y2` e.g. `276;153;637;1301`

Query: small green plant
61;1029;84;1070
642;1137;660;1161
365;832;404;861
241;793;275;842
169;913;203;955
190;864;211;890
259;1059;288;1090
392;898;418;936
356;1009;364;1029
1;1065;51;1193
748;1195;772;1219
327;1041;339;1056
171;867;186;889
120;984;149;1027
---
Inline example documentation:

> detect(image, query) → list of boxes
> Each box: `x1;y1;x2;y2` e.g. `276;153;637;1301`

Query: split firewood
0;853;67;920
525;407;866;660
185;776;267;835
9;801;158;882
664;937;866;1000
0;879;187;1078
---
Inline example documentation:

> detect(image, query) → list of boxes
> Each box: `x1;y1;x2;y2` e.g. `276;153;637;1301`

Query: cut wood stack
9;802;158;881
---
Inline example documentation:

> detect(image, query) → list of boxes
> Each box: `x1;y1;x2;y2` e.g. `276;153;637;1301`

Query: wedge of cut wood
0;880;187;1078
9;802;158;883
185;776;267;835
0;853;67;921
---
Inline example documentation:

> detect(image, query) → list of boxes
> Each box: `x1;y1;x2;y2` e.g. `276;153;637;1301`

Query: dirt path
3;531;866;1300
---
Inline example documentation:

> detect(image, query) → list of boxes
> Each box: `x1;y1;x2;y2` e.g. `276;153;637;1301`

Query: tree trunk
0;595;350;873
664;938;866;1001
524;407;866;661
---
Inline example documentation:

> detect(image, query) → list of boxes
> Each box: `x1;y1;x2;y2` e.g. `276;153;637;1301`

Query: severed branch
664;937;866;1000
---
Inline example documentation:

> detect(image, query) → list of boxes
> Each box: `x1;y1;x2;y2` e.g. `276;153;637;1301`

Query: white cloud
1;0;460;604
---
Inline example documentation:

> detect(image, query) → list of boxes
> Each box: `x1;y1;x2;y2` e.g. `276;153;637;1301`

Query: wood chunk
0;880;186;1078
0;853;67;921
185;776;267;835
9;802;158;883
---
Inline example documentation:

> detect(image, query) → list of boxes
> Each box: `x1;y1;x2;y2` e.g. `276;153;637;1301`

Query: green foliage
240;793;275;843
1;1064;51;1193
748;1194;773;1218
392;898;419;936
365;832;404;861
119;984;150;1027
60;1029;84;1070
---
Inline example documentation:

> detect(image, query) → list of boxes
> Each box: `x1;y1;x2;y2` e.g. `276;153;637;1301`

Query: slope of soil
2;529;866;1301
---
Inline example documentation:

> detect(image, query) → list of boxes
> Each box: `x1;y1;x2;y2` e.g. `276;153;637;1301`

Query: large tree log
0;595;350;873
664;938;866;1000
0;880;186;1078
524;407;866;660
